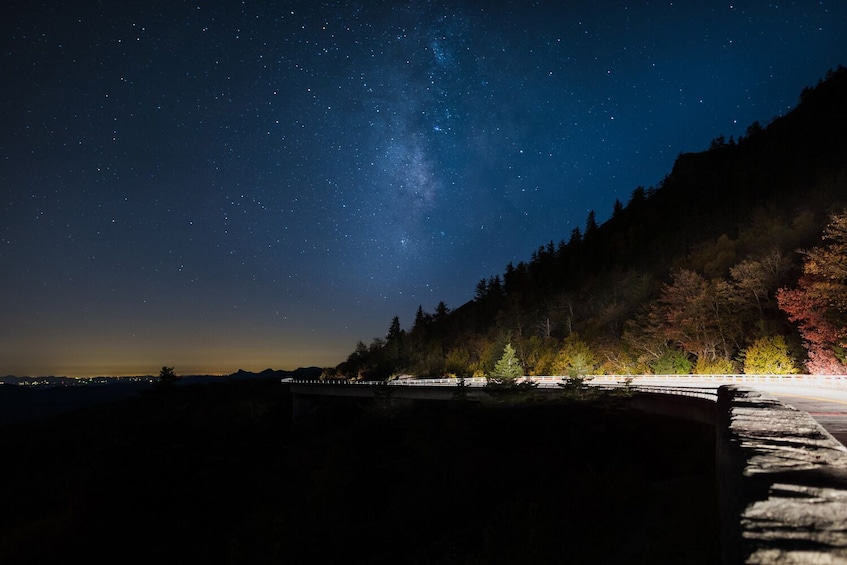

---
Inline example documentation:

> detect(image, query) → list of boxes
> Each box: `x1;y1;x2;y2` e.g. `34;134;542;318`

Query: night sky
3;1;847;377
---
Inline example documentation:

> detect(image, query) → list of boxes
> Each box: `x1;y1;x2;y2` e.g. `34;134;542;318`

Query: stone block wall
717;386;847;564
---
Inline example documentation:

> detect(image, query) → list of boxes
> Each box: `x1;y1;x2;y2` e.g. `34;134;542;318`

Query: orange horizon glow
0;327;349;378
0;350;341;378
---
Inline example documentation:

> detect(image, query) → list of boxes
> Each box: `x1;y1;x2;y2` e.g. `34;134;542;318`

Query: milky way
2;1;846;376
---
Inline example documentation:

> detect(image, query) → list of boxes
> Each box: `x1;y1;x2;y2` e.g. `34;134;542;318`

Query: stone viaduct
288;376;847;563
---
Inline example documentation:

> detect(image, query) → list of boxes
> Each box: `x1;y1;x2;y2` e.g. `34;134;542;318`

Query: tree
709;134;726;150
413;305;430;329
628;186;646;209
340;341;372;380
648;269;740;367
569;227;582;245
387;315;402;341
385;315;405;367
474;278;489;301
741;336;798;374
729;250;788;322
157;366;178;388
801;212;847;312
777;211;847;373
745;120;763;138
650;348;693;375
585;210;598;237
488;343;524;384
612;198;623;219
777;280;845;374
521;335;555;375
433;301;450;321
552;333;597;377
444;347;472;377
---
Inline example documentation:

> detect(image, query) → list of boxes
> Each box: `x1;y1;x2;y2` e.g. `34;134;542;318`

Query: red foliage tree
776;280;845;374
776;211;847;374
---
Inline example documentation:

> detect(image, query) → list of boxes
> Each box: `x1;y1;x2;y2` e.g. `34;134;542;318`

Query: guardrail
287;374;847;389
286;378;721;401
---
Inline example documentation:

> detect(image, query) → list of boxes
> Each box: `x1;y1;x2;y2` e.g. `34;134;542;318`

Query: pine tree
585;210;598;237
156;366;178;390
489;343;524;383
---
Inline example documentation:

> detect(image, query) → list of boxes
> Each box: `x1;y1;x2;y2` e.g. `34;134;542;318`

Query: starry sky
3;1;847;377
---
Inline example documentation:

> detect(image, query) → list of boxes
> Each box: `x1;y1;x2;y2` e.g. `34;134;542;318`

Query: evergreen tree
628;186;646;208
385;315;405;367
474;278;489;301
585;210;598;237
434;301;450;321
489;343;524;383
612;198;623;219
156;366;178;389
569;227;582;245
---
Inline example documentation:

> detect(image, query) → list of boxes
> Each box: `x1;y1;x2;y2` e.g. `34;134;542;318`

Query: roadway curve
615;377;847;447
582;376;847;447
620;377;847;447
322;375;847;447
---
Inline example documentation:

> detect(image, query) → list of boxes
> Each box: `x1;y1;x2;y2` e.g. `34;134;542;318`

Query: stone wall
717;386;847;564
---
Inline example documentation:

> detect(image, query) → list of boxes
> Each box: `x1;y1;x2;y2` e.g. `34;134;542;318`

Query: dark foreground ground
0;381;719;564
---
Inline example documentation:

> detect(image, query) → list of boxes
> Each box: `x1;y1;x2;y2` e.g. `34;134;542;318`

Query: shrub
741;336;799;374
650;348;693;375
694;357;737;375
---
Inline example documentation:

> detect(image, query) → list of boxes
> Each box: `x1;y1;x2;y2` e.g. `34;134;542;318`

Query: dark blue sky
3;1;846;376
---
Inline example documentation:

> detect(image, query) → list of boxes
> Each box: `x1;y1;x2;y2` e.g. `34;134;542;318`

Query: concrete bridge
287;375;847;564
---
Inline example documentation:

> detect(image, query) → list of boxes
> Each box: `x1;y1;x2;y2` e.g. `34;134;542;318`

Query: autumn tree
552;333;597;377
521;335;557;376
622;309;671;372
444;346;472;377
777;211;847;373
728;249;789;325
647;269;741;368
593;336;642;375
800;211;847;312
741;336;798;374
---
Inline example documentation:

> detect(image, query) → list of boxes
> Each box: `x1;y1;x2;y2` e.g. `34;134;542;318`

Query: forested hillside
331;66;847;379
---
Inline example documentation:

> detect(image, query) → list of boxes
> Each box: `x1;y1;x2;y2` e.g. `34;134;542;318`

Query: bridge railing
286;373;847;389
